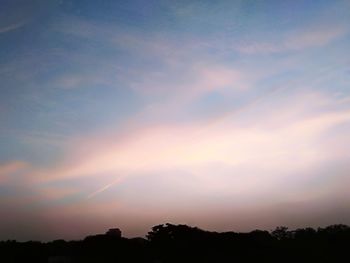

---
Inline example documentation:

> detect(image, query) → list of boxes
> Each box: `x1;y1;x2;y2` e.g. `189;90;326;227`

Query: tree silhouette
1;223;350;262
271;226;290;240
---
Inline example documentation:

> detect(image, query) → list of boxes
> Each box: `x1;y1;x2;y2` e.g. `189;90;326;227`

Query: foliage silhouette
0;223;349;262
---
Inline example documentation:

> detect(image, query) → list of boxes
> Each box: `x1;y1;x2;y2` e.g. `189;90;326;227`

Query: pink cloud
5;90;348;225
0;161;29;184
24;91;350;203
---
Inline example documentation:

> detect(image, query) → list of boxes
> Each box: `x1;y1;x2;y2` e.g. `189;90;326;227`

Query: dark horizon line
2;222;349;243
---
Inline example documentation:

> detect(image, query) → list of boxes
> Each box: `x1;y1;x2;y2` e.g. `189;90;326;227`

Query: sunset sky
1;0;350;241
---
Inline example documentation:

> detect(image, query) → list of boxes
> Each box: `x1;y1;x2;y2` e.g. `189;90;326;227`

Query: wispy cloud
5;89;346;239
21;90;350;202
235;25;347;54
0;161;29;184
0;20;27;34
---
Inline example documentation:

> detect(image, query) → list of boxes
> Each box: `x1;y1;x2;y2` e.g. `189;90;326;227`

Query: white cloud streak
0;20;26;34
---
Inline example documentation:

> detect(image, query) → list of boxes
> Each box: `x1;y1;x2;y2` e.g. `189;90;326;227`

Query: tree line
1;223;349;262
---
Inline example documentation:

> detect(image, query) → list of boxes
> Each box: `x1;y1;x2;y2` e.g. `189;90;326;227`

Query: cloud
38;186;80;201
235;25;347;54
286;26;347;50
21;90;349;206
0;20;26;33
128;62;249;100
0;161;29;184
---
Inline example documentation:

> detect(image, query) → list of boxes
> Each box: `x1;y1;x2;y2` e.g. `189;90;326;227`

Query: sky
0;0;350;241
